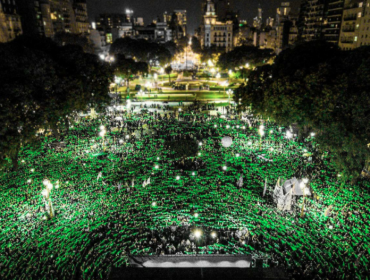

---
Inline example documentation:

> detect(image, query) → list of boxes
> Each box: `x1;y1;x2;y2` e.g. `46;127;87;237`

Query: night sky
87;0;300;35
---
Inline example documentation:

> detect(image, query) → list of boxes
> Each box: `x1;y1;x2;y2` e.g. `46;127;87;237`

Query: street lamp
194;229;202;239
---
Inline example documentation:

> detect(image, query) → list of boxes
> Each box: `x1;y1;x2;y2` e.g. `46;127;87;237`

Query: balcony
342;28;355;32
343;15;357;21
341;39;354;43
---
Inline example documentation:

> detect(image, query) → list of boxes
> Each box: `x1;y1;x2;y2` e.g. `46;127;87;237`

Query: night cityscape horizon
87;0;301;35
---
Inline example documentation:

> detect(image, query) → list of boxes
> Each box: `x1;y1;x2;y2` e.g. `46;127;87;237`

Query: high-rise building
174;10;187;36
339;0;370;49
16;0;88;38
134;17;144;26
163;11;172;23
322;0;345;44
16;0;47;37
253;5;263;29
298;0;327;41
254;2;297;54
0;0;22;42
49;0;77;34
96;14;129;31
73;0;89;35
266;17;275;27
276;2;291;25
200;0;233;52
275;2;297;53
95;13;130;43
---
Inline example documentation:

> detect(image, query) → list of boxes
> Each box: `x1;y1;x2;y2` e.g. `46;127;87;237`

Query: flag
263;178;267;197
273;178;283;204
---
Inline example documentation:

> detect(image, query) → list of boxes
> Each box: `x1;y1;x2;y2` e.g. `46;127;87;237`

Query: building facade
14;0;89;39
200;0;234;52
173;10;187;36
0;0;22;42
73;0;89;35
298;0;327;41
322;0;345;44
252;2;297;54
339;0;370;49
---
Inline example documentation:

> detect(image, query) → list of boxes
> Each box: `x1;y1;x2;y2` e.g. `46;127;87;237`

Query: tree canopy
0;36;112;170
53;32;95;53
191;36;202;54
110;37;172;66
217;45;274;70
112;54;148;88
235;41;370;181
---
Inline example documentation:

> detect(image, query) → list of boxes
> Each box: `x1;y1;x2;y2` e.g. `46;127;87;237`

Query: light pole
185;44;188;71
227;89;233;106
153;73;158;94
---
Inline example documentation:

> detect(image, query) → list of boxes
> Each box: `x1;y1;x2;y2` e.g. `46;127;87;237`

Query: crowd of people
0;103;369;280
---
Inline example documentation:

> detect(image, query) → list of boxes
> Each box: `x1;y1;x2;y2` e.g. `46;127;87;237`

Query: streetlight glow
194;229;202;238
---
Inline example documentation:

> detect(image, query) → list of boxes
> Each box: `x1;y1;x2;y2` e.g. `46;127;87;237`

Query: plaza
1;96;369;279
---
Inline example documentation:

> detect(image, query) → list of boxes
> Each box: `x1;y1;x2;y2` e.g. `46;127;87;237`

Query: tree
169;13;184;42
112;54;148;89
110;37;172;66
164;41;180;56
53;32;95;53
0;36;112;170
165;65;173;83
200;45;221;63
217;45;274;70
191;36;202;54
177;36;189;53
236;41;370;181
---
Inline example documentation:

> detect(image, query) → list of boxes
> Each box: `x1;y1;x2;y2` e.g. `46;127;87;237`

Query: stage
128;254;252;268
108;255;290;280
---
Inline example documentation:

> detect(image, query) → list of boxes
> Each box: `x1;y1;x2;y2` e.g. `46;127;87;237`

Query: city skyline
87;0;301;35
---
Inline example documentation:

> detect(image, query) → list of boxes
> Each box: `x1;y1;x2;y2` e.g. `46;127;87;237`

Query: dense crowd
0;104;369;280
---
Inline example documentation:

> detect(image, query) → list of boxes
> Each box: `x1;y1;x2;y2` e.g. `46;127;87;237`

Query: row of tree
0;36;113;170
217;45;274;70
110;37;172;66
234;41;370;181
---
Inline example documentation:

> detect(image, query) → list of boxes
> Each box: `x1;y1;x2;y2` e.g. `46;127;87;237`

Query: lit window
354;36;358;41
358;12;362;18
359;2;363;7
